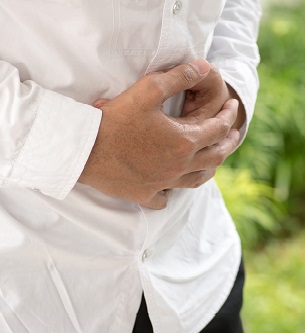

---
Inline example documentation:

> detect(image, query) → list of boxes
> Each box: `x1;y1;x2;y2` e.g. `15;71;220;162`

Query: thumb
151;60;210;103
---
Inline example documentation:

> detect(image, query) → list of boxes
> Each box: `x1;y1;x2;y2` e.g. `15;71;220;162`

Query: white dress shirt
0;1;261;332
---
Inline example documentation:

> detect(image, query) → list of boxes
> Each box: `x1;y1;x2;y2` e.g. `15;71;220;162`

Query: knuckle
214;145;227;166
194;169;216;188
144;75;166;100
167;164;184;178
174;136;195;158
192;171;206;188
206;169;216;181
213;119;230;141
218;119;231;134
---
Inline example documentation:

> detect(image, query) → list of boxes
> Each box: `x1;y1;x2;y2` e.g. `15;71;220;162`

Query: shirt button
28;187;40;192
142;249;151;262
173;1;182;15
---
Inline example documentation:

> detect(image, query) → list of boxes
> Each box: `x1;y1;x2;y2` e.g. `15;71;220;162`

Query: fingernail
189;59;210;76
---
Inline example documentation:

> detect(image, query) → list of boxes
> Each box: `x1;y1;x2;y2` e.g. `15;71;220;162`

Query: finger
190;98;239;123
214;99;239;126
182;83;229;119
172;169;216;189
177;99;239;151
93;98;110;108
190;129;240;171
187;63;223;92
136;60;211;106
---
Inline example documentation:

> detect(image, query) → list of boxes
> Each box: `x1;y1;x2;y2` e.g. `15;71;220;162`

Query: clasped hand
79;60;242;209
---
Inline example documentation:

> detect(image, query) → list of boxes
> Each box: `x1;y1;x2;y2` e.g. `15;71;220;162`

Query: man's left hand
182;64;246;130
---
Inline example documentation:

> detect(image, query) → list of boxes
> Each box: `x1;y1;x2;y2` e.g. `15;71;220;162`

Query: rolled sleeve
207;0;262;144
4;87;101;199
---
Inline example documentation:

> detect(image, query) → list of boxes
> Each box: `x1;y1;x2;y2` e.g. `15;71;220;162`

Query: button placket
145;0;184;74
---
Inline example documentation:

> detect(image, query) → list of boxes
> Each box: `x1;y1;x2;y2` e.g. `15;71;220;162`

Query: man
0;1;261;332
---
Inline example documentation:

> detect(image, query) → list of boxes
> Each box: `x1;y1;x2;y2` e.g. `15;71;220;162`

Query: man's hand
79;60;240;209
182;64;246;129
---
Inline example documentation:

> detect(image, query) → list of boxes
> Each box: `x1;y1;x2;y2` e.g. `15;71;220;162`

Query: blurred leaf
242;233;305;333
221;0;305;243
215;167;283;249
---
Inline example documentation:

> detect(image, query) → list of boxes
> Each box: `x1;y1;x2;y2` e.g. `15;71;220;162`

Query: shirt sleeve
0;60;102;199
206;0;262;144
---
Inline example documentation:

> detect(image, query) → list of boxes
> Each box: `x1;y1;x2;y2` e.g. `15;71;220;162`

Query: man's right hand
79;60;240;209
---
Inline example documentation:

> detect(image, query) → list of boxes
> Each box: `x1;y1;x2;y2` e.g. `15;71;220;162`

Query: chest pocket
111;0;163;55
184;0;225;50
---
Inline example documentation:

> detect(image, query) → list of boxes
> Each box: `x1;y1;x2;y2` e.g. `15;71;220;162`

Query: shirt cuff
5;89;102;199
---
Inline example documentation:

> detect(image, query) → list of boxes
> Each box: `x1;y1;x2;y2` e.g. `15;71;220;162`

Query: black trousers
133;259;245;333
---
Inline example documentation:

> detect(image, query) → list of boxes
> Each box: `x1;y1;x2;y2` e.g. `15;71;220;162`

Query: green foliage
216;1;305;249
242;232;305;333
215;4;305;331
215;168;283;248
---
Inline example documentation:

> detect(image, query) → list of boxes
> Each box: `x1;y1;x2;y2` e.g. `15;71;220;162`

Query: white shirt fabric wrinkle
0;1;261;332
